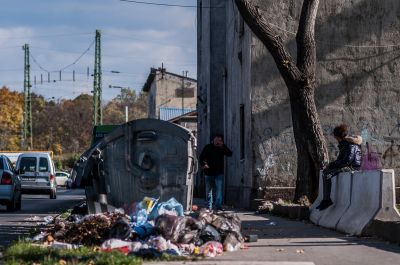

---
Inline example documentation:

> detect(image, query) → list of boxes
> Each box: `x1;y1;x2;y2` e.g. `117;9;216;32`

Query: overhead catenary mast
93;29;102;125
22;44;33;150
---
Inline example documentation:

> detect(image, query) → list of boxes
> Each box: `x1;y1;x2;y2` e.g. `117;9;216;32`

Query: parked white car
16;153;57;199
55;171;70;187
0;155;22;211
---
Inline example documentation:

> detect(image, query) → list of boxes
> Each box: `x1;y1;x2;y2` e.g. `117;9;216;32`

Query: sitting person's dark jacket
328;135;362;170
317;124;362;211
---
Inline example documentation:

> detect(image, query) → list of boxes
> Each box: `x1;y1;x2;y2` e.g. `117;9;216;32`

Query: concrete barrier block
373;169;400;221
309;172;324;224
336;171;381;235
318;172;352;229
310;171;338;225
335;170;400;236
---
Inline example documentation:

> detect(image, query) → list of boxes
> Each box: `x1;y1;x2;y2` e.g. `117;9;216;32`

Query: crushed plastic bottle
136;209;148;226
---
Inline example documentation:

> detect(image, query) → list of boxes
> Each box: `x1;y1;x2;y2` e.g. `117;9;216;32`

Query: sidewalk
149;211;400;265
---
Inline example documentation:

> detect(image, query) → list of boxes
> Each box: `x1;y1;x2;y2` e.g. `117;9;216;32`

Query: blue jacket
331;135;362;169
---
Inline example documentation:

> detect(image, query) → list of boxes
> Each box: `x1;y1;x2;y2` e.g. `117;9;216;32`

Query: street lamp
108;85;133;123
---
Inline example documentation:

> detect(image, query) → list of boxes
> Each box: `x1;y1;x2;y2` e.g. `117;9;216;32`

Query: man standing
199;134;232;211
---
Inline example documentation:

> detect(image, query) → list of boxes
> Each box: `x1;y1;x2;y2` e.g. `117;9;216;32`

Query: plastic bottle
136;208;148;226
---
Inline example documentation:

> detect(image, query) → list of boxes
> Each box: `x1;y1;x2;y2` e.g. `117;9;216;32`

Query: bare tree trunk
235;0;329;202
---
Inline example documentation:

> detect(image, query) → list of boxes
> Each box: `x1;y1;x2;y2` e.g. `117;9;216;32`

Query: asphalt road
0;188;85;250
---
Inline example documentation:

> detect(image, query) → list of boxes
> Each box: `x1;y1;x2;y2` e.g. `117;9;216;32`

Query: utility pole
181;71;188;115
93;29;102;125
22;44;32;150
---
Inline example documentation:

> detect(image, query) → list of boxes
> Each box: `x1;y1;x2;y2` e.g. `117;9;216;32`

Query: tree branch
234;0;303;85
296;0;319;79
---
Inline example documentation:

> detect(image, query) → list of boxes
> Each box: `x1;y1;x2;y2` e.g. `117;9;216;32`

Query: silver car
16;153;57;199
0;155;22;211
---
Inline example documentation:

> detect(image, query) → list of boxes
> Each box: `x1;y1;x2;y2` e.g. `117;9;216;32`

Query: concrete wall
198;0;400;206
196;0;228;197
248;0;400;201
223;2;254;208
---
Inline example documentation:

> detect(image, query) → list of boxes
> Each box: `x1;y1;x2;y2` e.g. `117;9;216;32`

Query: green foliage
0;87;148;155
0;87;23;150
55;159;63;170
103;89;148;125
53;153;80;170
4;242;141;265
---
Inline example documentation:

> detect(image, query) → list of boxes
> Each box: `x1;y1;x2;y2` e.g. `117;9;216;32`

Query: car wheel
50;189;57;199
6;195;17;211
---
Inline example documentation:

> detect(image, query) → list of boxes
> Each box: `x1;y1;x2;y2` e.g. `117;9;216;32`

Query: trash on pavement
149;197;184;220
200;225;221;243
101;239;138;254
199;241;223;257
32;197;245;258
155;214;202;244
244;234;258;242
198;209;244;242
43;216;54;224
109;217;131;240
223;233;241;252
49;241;81;250
132;222;155;239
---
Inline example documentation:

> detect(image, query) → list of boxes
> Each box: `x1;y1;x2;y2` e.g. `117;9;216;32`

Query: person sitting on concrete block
317;124;362;210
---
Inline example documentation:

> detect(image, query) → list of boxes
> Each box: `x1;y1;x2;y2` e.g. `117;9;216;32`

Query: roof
142;67;197;92
159;107;195;121
168;110;197;123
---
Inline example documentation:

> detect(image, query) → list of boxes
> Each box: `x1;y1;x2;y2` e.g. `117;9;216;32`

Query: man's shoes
316;199;333;210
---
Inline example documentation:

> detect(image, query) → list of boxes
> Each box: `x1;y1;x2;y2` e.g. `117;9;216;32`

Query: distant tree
32;93;93;154
103;88;148;124
235;0;328;201
0;87;23;150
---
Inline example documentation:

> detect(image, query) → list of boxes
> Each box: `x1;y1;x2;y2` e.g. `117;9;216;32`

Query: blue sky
0;0;197;101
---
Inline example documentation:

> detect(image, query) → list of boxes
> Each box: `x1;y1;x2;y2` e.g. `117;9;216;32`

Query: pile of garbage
31;198;245;258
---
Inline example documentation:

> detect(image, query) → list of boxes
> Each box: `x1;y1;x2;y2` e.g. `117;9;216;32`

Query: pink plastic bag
199;241;223;257
361;142;380;170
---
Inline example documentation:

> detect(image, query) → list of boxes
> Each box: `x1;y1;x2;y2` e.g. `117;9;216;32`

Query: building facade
198;0;400;208
143;67;197;120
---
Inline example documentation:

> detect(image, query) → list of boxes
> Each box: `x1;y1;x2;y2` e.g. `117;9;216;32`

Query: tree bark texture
235;0;329;202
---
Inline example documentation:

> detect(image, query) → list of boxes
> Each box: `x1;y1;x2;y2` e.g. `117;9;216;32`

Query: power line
30;53;50;72
120;0;223;8
119;0;196;8
29;46;196;64
30;40;95;73
0;32;93;40
60;40;95;71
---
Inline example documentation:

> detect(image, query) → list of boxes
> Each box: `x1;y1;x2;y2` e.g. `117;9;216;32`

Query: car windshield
0;158;3;170
56;172;64;177
39;157;49;172
20;157;37;172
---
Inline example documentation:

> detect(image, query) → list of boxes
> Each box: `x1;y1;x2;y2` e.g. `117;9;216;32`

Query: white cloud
0;1;197;101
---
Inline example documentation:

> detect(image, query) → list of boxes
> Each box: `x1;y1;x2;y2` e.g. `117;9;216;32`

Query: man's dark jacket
199;144;232;176
330;135;362;169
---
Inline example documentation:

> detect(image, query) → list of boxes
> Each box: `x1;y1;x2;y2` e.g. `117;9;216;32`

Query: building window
240;104;245;160
175;87;195;98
